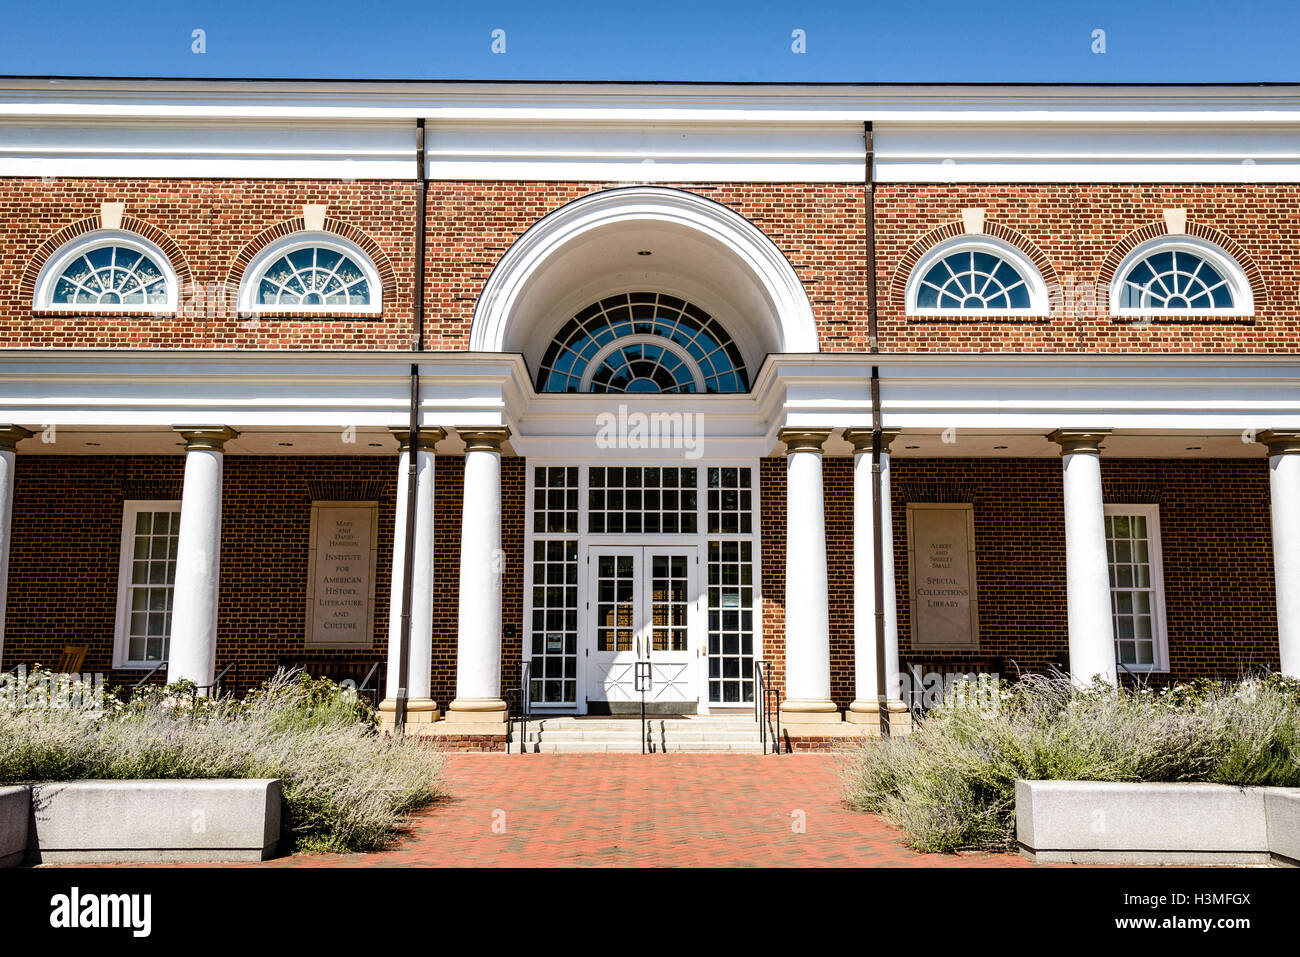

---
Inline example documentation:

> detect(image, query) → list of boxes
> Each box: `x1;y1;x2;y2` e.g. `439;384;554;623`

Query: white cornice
7;79;1300;123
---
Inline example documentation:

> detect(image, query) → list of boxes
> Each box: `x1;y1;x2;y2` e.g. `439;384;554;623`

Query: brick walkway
266;753;1034;868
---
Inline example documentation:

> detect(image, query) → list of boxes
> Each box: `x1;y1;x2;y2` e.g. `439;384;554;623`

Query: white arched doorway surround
469;186;820;381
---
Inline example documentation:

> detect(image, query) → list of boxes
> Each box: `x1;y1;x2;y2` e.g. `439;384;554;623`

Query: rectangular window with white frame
113;500;181;668
1103;503;1169;673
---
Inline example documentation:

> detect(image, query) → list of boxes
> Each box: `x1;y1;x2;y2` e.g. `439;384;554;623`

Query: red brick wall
2;455;399;692
762;454;1279;708
876;183;1300;353
7;178;1299;354
0;178;416;349
0;451;524;705
423;182;868;351
1;452;1279;702
760;457;787;701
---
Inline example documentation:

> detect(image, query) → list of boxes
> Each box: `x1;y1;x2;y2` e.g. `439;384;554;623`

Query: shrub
840;673;1300;854
0;668;443;853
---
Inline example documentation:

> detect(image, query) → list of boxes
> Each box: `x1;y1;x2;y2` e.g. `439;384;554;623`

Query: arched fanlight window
1110;236;1253;316
237;232;382;314
906;237;1049;316
34;230;178;311
537;293;749;394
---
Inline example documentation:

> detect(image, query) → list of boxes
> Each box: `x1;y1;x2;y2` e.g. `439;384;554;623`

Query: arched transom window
906;238;1049;316
1111;237;1252;316
34;230;178;311
537;293;749;394
238;232;382;314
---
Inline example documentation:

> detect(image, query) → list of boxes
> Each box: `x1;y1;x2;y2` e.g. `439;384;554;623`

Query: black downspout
865;121;890;739
394;119;428;735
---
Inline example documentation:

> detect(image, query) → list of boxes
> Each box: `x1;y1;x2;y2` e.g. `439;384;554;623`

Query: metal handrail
754;659;778;755
355;661;383;710
189;662;238;711
132;659;168;690
512;660;532;755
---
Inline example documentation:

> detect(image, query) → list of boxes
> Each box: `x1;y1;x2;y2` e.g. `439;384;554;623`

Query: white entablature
7;80;1300;182
0;349;1299;460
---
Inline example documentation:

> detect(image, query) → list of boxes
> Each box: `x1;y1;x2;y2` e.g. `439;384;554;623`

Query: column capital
0;425;34;452
1258;429;1300;456
1049;429;1112;455
777;428;833;454
457;426;511;453
388;426;447;453
842;427;902;453
173;426;239;451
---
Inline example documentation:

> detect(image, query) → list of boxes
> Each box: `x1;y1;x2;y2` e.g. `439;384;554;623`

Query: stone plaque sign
305;501;378;648
906;503;980;650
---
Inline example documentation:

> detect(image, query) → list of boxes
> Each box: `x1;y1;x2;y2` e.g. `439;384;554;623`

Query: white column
167;426;237;690
844;428;908;728
1259;430;1300;677
777;428;840;724
1050;429;1117;687
379;426;444;726
446;427;510;727
0;426;33;665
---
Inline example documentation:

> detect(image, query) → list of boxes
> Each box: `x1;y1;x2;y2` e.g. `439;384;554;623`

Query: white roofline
7;78;1300;123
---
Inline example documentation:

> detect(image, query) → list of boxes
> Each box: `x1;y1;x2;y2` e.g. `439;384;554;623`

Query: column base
444;697;510;730
846;699;913;736
778;698;843;725
376;697;440;730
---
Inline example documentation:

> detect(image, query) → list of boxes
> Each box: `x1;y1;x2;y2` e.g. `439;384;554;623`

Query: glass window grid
532;466;579;534
650;554;690;652
707;539;755;703
1104;508;1164;670
536;292;749;394
525;463;759;708
256;246;372;307
529;539;578;704
588;466;698;535
1119;249;1234;311
595;553;636;652
121;506;181;664
707;466;753;534
915;249;1032;312
53;244;169;306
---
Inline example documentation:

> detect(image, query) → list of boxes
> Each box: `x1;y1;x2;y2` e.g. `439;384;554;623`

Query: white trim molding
113;499;182;669
905;235;1050;318
1102;503;1170;674
33;229;180;314
237;231;383;316
1110;234;1255;319
469;186;819;359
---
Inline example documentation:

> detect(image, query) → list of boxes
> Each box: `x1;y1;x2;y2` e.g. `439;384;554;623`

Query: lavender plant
840;673;1300;853
0;668;444;853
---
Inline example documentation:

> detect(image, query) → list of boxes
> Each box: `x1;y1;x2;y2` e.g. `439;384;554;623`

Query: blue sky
1;0;1297;83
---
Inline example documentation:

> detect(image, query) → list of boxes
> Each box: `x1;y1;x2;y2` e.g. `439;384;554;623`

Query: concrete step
517;740;770;753
519;732;764;744
504;716;774;752
521;719;762;732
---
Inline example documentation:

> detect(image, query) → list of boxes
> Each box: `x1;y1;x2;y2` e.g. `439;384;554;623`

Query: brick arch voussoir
1095;221;1268;314
887;220;1060;309
224;217;398;302
20;214;194;304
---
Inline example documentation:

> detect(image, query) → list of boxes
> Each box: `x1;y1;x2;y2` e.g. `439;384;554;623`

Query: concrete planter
1016;779;1300;866
1;778;282;865
0;786;28;867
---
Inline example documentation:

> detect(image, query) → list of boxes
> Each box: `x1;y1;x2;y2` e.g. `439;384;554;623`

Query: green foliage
0;667;440;853
840;673;1300;854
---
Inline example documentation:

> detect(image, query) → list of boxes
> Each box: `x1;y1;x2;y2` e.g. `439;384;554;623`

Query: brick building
0;79;1298;747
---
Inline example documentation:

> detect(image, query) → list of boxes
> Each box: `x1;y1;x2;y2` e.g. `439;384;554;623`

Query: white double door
586;545;700;710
